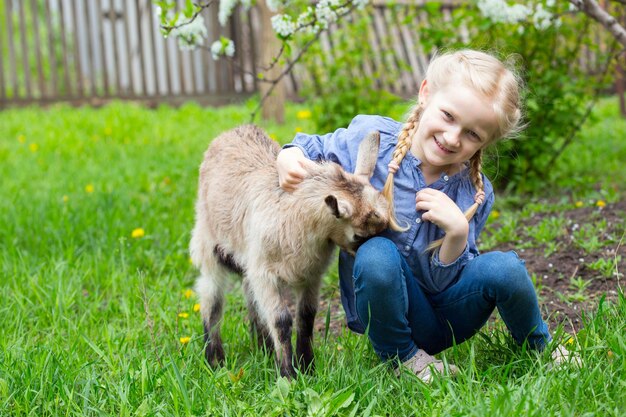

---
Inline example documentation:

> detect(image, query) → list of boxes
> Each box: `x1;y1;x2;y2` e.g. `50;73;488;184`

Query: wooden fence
0;0;618;109
0;0;452;108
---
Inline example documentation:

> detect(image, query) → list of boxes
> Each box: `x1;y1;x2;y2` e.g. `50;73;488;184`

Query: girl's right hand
276;147;317;192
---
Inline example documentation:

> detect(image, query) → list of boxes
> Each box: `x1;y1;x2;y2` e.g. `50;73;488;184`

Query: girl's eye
468;130;482;142
442;111;453;120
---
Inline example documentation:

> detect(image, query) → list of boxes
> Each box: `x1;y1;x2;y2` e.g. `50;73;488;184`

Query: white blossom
271;14;297;38
532;4;554;30
219;0;238;26
171;15;208;50
315;0;339;29
477;0;531;24
210;37;235;60
296;7;316;30
267;0;288;12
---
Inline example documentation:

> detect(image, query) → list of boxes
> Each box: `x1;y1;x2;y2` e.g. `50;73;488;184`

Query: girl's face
411;79;499;175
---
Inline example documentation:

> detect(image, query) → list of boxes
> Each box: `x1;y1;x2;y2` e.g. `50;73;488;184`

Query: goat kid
190;125;389;378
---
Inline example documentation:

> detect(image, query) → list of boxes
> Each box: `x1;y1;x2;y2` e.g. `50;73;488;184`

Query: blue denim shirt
285;115;494;330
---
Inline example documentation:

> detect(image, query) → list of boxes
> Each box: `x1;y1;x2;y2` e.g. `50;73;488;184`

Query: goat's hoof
205;344;225;367
279;363;297;379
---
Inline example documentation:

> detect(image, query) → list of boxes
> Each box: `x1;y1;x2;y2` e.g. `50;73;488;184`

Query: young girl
277;50;573;382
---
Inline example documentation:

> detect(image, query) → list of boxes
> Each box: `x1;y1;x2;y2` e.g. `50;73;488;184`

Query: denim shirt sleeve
282;115;397;172
429;244;470;292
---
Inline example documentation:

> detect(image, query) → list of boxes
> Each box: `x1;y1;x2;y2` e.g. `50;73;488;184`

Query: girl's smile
433;136;456;154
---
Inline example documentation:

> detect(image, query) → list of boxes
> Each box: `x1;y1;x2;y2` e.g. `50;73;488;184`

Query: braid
382;106;422;231
426;149;485;252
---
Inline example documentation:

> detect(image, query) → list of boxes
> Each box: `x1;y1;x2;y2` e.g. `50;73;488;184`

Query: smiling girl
276;50;575;382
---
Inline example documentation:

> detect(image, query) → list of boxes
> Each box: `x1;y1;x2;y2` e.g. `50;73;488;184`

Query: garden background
1;0;626;416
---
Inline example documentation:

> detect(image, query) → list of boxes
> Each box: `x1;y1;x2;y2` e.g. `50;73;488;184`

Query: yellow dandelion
104;126;113;136
131;228;145;239
566;338;575;346
193;303;201;312
29;143;39;152
85;184;94;193
490;210;501;220
296;110;312;120
179;336;191;344
18;135;26;144
184;289;194;299
596;200;606;208
269;133;278;141
62;195;69;203
178;312;189;319
188;257;194;265
294;127;303;133
575;201;583;208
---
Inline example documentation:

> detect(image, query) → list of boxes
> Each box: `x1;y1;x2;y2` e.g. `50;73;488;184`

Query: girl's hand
415;188;469;237
388;160;400;174
276;147;317;192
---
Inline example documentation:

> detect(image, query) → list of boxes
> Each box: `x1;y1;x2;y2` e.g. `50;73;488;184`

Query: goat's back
193;125;283;260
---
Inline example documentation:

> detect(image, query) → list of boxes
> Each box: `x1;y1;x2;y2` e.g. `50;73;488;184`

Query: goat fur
190;124;389;377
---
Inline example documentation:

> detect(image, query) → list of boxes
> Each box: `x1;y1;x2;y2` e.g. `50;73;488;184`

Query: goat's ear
354;131;380;179
325;195;353;219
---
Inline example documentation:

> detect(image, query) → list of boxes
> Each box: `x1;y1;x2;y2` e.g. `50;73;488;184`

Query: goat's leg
243;278;274;354
246;275;296;378
195;257;229;367
294;282;321;374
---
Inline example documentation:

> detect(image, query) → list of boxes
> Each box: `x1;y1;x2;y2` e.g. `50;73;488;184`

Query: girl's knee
473;251;532;292
354;237;402;291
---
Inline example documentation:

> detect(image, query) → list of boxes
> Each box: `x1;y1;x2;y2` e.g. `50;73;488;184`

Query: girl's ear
418;79;429;106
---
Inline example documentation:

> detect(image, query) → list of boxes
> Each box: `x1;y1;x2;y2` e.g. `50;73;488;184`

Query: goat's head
322;131;390;255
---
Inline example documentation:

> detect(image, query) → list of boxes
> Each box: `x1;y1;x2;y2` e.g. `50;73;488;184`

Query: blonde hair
381;50;524;249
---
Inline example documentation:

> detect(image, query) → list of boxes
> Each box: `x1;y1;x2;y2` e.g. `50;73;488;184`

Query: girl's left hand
415;188;468;236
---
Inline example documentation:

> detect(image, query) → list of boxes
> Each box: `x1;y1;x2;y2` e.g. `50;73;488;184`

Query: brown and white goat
189;124;389;377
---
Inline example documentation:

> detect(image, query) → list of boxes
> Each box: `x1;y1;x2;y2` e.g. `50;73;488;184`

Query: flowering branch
569;0;626;48
156;0;369;121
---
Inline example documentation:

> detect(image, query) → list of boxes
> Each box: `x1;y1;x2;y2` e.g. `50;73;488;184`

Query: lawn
0;98;625;416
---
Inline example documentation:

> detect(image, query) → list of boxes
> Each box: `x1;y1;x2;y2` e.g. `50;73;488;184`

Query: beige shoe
551;344;582;367
395;350;459;383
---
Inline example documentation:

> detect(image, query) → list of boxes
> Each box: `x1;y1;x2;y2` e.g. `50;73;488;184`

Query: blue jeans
351;237;551;362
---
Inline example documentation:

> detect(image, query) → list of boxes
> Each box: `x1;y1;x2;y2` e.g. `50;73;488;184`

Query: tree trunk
257;1;285;124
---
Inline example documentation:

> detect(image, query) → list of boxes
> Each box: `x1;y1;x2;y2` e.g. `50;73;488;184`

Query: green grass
1;98;625;416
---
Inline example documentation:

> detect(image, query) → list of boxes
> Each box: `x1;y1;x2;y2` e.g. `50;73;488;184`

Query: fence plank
107;1;121;95
123;1;136;96
134;0;147;95
17;1;32;98
29;0;46;98
58;0;74;97
146;0;161;95
43;0;58;98
71;0;84;97
82;0;97;96
95;0;110;96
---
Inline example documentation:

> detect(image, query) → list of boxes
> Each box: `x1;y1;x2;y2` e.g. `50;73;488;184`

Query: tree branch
160;1;216;34
569;0;626;48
